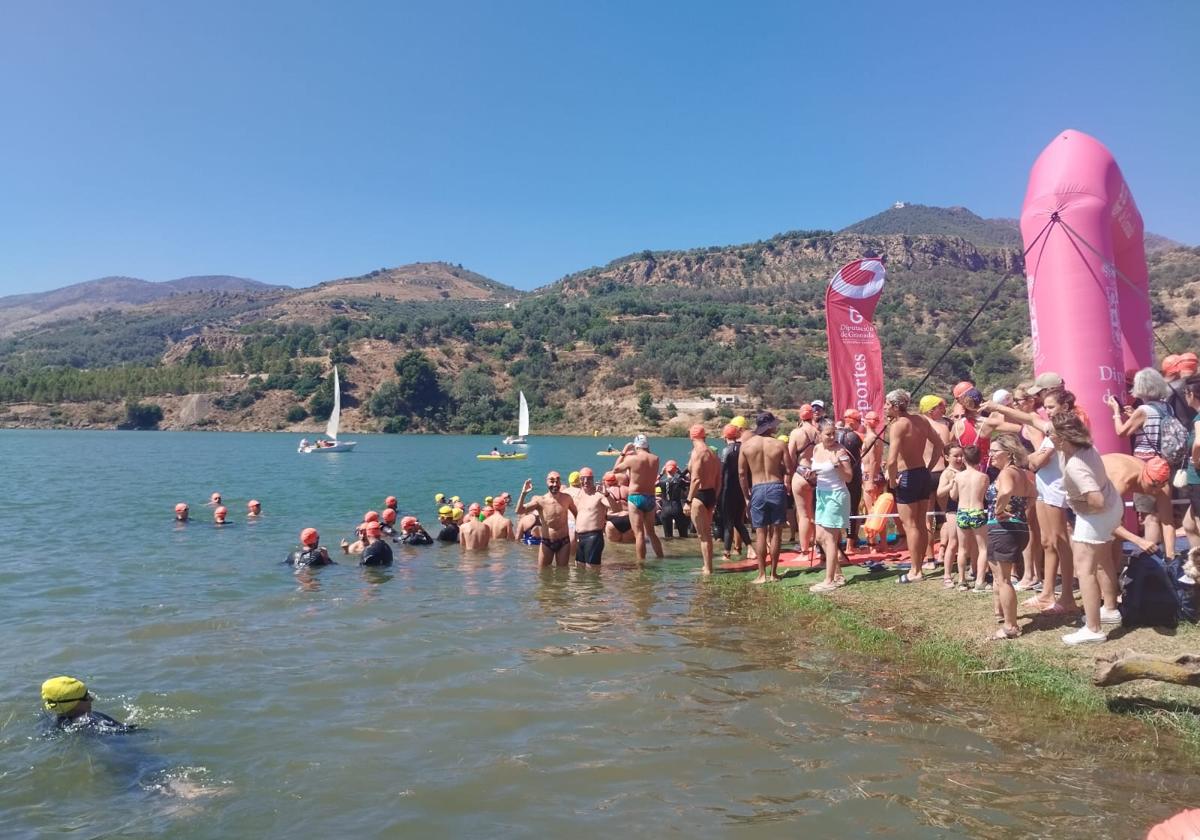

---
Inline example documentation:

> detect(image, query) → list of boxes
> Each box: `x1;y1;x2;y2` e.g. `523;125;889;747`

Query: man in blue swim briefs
738;411;796;583
613;434;665;562
885;389;942;583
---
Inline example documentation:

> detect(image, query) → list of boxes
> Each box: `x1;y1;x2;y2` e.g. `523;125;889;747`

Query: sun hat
688;424;706;440
382;508;397;524
301;527;319;546
730;415;748;429
1026;372;1064;395
918;395;944;414
42;676;90;714
754;411;780;436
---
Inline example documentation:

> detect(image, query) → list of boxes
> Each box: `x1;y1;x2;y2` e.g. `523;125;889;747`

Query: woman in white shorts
808;419;854;593
1052;411;1123;645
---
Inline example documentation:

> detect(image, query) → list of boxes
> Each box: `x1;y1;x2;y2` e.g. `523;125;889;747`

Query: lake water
0;430;1196;838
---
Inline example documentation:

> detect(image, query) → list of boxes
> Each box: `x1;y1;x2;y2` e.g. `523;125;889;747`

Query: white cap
991;389;1013;406
633;434;649;450
811;400;825;408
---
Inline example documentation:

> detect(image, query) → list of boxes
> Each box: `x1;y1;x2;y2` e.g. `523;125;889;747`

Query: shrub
286;405;308;423
121;401;163;430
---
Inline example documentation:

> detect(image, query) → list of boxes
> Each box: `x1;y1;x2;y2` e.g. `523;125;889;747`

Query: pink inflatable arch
1020;130;1154;454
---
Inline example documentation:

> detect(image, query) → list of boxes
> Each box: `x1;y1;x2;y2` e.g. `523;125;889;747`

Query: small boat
503;391;530;445
477;452;527;461
596;449;621;456
299;366;357;454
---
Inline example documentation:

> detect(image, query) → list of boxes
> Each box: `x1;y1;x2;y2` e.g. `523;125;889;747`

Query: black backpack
1164;551;1199;624
1119;551;1180;629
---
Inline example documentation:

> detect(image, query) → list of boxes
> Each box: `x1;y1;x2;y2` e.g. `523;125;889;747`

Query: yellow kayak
477;453;528;460
596;450;621;456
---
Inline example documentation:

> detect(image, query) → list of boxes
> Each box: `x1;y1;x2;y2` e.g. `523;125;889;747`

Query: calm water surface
0;430;1195;838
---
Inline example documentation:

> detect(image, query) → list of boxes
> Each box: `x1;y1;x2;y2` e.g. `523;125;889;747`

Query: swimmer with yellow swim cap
41;676;134;733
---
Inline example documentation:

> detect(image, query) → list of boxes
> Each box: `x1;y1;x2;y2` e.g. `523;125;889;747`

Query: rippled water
0;430;1195;838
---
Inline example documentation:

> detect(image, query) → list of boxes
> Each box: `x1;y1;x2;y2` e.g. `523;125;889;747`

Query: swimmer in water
381;508;399;539
342;520;393;566
384;495;398;514
213;506;228;525
398;516;434;545
247;499;261;518
174;502;189;522
41;676;135;734
208;492;221;507
286;528;334;567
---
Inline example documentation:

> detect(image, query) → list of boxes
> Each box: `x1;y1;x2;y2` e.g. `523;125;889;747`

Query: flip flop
896;573;925;584
942;579;956;589
1039;602;1079;616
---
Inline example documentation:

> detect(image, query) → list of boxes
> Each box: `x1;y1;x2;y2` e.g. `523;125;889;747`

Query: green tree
121;401;163;430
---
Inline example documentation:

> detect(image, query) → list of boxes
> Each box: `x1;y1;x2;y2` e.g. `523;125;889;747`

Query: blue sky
1;1;1197;295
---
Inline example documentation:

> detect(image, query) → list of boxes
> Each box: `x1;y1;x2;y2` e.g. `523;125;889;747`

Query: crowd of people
165;355;1200;648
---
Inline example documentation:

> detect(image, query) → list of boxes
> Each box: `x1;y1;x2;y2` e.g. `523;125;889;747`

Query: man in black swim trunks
885;389;941;583
41;676;135;733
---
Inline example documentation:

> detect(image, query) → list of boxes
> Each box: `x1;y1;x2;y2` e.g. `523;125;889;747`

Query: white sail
518;391;529;438
326;365;341;441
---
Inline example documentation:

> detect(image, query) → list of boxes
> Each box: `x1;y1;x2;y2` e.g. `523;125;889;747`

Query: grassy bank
712;562;1200;755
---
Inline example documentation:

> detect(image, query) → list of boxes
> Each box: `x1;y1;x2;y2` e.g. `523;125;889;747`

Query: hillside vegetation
1;208;1197;435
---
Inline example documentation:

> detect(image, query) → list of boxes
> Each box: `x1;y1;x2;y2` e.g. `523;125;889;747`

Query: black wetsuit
50;710;135;729
657;472;691;538
436;524;460;543
839;429;864;543
717;441;752;552
286;547;333;567
360;539;394;567
398;529;433;546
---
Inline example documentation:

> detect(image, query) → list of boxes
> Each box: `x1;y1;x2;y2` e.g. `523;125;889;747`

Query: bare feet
751;574;768;584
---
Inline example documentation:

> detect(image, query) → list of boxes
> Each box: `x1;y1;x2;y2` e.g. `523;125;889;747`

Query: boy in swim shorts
952;445;990;590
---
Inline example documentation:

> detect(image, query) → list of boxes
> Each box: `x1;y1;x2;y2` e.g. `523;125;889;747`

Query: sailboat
503;391;530;445
298;366;357;453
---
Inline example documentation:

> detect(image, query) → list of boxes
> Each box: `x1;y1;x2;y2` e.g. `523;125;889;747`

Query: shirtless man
517;472;578;567
483;504;515;541
920;395;954;568
684;424;721;574
885;389;941;583
459;503;492;550
859;410;886;523
788;404;819;553
573;468;612;568
739;411;796;583
613;435;664;562
950;444;990;589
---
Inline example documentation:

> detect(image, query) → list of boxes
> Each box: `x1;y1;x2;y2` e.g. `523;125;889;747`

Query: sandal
990;627;1020;641
942;579;956;589
896;573;925;584
1040;602;1080;616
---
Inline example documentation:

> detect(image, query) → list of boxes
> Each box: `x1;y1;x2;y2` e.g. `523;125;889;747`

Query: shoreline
712;562;1200;757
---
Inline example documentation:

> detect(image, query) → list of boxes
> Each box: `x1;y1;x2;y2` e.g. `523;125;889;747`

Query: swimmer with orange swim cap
397;515;434;546
287;528;333;567
213;506;228;525
174;502;189;522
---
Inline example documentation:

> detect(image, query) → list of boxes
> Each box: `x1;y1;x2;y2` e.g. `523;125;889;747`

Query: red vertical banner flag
824;258;887;419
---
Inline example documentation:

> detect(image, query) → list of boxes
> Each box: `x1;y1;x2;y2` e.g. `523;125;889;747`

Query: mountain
283;262;519;308
0;274;284;337
840;204;1024;248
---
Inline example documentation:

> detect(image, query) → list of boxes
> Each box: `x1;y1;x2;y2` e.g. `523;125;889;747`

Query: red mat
717;545;916;573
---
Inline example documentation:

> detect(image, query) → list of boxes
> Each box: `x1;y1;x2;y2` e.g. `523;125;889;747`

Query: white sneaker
1062;627;1107;646
1180;575;1196;586
1099;608;1122;625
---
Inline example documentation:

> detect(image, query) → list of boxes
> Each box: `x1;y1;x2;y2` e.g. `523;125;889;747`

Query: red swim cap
602;471;618;485
385;496;398;508
364;510;380;523
665;459;678;471
382;508;397;524
799;404;813;421
174;502;188;513
952;381;975;399
468;502;481;513
363;520;382;535
1142;456;1171;486
688;424;706;440
722;423;739;441
400;515;418;531
214;506;227;518
843;409;861;421
300;527;319;546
